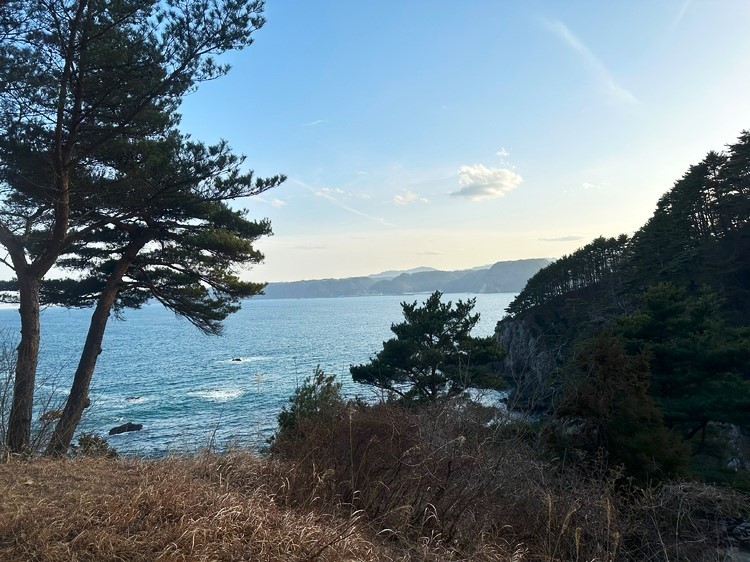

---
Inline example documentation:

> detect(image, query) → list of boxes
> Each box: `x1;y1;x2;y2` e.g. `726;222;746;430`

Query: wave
187;388;244;402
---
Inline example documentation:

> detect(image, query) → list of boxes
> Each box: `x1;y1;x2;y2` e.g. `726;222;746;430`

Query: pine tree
351;291;504;402
0;0;269;452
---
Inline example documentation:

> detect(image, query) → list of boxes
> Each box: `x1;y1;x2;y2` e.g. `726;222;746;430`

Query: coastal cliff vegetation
499;131;750;488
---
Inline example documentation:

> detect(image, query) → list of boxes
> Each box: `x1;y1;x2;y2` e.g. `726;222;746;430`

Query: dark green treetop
24;132;283;334
351;291;505;402
506;235;630;316
617;283;750;441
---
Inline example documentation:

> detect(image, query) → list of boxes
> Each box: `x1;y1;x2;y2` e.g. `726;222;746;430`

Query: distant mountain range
259;258;551;299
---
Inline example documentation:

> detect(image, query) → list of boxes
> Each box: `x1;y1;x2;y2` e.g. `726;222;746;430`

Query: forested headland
499;132;750;485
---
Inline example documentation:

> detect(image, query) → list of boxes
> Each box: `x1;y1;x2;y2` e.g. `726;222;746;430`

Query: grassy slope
2;442;747;561
0;455;398;562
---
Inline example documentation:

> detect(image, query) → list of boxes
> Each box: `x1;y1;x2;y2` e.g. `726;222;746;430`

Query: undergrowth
1;370;747;561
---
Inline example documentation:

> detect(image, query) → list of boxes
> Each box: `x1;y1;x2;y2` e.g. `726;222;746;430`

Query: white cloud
256;196;288;208
302;119;326;127
394;189;429;206
545;19;637;105
314;187;345;197
451;164;523;201
496;148;510;158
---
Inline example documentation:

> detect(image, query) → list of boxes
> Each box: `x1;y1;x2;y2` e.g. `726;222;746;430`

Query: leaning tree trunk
44;287;117;456
6;274;42;453
45;237;147;456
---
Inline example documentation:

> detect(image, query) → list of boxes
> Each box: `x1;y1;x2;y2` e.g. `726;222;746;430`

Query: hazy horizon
265;256;551;284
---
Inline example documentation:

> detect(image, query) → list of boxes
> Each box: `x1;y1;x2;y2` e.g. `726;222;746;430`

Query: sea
0;292;515;456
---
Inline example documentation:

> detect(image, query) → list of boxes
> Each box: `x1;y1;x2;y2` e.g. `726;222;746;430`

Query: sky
177;0;750;283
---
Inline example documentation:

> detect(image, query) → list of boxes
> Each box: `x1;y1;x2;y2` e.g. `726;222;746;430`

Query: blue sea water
0;293;515;456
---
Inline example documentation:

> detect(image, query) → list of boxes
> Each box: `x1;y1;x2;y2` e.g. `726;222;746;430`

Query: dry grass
1;401;747;561
267;400;749;561
0;455;397;561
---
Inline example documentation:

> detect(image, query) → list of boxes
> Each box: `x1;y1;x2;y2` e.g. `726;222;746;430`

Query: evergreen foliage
507;131;750;321
276;367;346;440
559;332;690;481
503;131;750;483
0;0;279;453
506;235;630;316
351;291;504;402
617;283;750;441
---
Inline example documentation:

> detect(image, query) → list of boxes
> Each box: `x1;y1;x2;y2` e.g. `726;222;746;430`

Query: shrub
275;366;346;441
73;432;118;458
266;392;748;560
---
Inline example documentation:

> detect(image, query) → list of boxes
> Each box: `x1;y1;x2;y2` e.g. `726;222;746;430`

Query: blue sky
178;0;750;282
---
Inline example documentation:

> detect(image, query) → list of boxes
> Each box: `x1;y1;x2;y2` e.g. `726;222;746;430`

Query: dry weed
0;455;387;561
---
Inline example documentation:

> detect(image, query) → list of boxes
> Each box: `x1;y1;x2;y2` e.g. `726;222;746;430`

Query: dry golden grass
0;452;530;561
1;401;747;562
0;455;395;561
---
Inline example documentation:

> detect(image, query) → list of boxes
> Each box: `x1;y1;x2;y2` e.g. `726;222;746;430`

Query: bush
266;393;748;560
275;366;346;441
556;332;690;482
72;432;118;458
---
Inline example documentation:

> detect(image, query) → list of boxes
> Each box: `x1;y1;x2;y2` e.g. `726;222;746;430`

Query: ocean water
0;293;515;456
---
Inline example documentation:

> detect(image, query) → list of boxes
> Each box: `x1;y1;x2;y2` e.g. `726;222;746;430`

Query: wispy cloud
394;189;429;206
256;196;288;208
671;0;692;32
314;187;345;197
292;178;395;227
302;119;327;127
545;19;637;104
291;244;327;251
450;164;523;201
418;250;442;256
539;235;585;242
496;148;510;158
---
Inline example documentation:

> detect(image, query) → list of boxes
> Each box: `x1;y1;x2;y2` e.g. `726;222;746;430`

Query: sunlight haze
176;0;750;282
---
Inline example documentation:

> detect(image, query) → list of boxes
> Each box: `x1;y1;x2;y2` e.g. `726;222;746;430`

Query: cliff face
495;283;626;411
495;315;561;411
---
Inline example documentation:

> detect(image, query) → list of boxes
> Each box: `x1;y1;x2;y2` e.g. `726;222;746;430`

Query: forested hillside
499;131;750;484
507;132;750;320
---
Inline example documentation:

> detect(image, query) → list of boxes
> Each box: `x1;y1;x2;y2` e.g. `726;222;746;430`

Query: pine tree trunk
44;286;118;456
45;236;148;456
6;274;42;453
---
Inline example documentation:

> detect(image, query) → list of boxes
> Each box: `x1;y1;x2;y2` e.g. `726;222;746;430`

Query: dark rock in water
125;396;141;402
109;422;143;435
232;357;243;362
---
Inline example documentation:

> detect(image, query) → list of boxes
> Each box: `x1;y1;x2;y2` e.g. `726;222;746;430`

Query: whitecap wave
188;389;244;402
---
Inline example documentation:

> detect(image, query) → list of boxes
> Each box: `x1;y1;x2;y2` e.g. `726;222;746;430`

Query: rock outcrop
495;316;562;410
109;422;143;435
